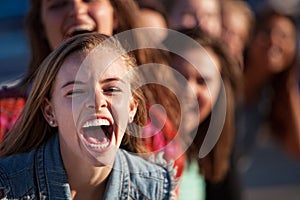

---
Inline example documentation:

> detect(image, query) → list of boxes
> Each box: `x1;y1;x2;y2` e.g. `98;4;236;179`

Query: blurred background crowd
0;0;300;199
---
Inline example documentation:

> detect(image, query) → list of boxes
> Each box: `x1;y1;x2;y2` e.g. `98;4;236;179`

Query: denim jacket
0;134;175;199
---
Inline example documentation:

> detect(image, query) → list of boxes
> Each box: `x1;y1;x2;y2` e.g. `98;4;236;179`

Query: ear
42;98;58;127
128;96;138;123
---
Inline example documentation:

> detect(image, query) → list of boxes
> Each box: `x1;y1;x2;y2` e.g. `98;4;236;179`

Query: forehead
56;51;129;84
270;16;296;34
225;12;250;34
190;0;219;11
173;47;220;76
188;47;218;65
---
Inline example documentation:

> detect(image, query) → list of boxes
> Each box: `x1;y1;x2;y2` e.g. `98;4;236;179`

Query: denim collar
103;149;130;200
35;134;130;199
35;134;71;199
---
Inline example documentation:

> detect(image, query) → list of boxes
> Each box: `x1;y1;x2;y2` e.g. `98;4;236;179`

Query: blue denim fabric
0;134;172;199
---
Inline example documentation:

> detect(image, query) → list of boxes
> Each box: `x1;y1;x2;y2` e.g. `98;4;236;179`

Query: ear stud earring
49;119;54;126
129;116;134;123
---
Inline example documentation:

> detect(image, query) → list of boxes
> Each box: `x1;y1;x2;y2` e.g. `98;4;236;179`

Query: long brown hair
178;29;242;182
244;7;299;156
0;33;147;157
23;0;180;129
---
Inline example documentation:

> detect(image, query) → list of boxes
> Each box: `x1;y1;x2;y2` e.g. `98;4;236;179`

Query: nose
87;90;108;111
184;79;198;103
188;79;199;96
68;0;88;18
269;28;277;45
182;14;198;29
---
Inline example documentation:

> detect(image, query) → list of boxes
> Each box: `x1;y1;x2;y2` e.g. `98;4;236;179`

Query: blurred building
0;0;29;84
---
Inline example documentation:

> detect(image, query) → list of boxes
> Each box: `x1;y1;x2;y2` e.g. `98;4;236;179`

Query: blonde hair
0;33;147;156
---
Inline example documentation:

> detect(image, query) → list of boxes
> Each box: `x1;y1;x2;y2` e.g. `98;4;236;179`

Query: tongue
84;127;109;144
86;136;108;144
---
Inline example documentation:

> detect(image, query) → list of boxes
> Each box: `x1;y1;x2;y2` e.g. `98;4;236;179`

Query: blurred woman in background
239;6;300;161
170;28;242;199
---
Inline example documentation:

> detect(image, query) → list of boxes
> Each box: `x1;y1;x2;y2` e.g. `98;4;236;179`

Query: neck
68;165;111;200
61;147;112;200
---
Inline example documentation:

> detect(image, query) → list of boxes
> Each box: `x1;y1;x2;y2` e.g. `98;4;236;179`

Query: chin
85;144;118;167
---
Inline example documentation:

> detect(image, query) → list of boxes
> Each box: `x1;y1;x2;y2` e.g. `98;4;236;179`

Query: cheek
56;112;78;148
56;108;76;130
284;42;296;62
41;4;68;49
208;76;221;105
197;90;213;122
53;97;77;129
110;98;131;131
91;6;114;35
113;107;129;134
197;89;212;109
41;15;63;49
58;118;76;136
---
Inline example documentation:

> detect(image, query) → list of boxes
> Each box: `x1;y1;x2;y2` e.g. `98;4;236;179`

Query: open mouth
81;118;113;152
65;24;96;39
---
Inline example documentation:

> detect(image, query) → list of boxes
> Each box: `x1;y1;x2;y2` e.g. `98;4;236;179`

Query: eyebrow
61;78;127;89
61;81;85;89
100;77;127;84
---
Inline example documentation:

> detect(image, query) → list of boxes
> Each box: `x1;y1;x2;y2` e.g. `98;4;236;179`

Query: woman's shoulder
120;149;169;175
0;150;35;178
0;151;36;199
118;150;178;199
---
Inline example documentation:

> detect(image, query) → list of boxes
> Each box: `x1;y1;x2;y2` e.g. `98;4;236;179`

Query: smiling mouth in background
64;24;96;39
81;118;113;152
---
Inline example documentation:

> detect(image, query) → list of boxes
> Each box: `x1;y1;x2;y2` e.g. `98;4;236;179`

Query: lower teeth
88;142;109;149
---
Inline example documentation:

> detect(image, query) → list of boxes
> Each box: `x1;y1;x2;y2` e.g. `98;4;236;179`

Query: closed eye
103;87;122;94
66;90;86;97
197;77;206;85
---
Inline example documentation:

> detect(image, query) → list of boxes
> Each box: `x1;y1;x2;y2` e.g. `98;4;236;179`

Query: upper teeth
83;119;110;128
66;24;94;36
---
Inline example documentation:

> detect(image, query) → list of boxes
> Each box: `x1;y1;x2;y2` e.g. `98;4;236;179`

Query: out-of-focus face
41;0;114;49
45;50;137;167
169;0;222;37
172;47;221;132
252;15;297;73
222;10;250;59
140;8;167;29
139;8;168;42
